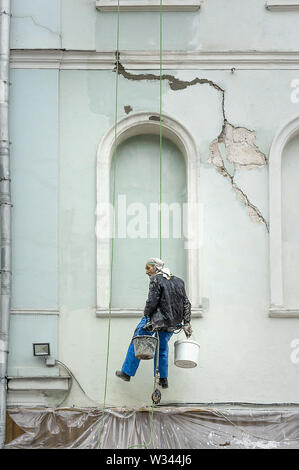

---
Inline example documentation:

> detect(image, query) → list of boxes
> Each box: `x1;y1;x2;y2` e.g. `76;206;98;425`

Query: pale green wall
61;0;299;51
7;315;59;377
7;0;299;407
10;69;59;309
57;68;299;406
10;0;299;51
8;68;59;375
11;0;61;49
8;64;299;404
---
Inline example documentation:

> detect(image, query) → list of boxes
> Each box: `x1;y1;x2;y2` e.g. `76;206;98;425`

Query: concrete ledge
266;1;299;11
96;0;201;12
96;307;203;318
10;309;59;316
7;376;71;391
269;308;299;318
7;377;71;407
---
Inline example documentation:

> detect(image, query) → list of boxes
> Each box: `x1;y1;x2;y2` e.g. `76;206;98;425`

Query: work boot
115;370;131;382
159;378;168;389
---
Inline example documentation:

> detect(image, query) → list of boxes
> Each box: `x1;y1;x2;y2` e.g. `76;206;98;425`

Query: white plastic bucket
174;339;200;368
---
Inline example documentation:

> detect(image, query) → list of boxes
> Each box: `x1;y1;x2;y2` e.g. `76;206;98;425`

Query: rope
159;0;163;260
97;0;120;450
128;0;164;450
128;332;160;449
98;0;164;449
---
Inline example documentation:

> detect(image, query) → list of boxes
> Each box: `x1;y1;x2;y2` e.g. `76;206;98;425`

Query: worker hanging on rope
115;258;193;389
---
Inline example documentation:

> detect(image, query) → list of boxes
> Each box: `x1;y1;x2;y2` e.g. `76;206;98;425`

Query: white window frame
96;111;203;318
269;114;299;318
96;1;201;12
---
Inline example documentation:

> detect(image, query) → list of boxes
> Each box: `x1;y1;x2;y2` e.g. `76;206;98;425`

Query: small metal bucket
133;335;158;360
174;339;200;368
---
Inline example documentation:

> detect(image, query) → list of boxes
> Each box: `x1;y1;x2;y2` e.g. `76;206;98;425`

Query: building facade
3;0;299;447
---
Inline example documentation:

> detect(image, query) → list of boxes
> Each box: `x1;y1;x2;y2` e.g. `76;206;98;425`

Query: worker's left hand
144;321;154;332
183;324;193;339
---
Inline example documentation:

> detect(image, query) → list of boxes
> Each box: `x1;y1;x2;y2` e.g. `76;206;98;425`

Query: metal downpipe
0;0;11;449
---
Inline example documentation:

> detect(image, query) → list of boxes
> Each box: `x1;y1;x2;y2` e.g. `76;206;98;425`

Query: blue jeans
121;316;174;379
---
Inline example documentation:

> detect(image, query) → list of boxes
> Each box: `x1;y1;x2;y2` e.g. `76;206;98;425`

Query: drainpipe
0;0;11;449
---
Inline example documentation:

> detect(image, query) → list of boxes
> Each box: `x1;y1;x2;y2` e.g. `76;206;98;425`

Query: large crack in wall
117;61;226;120
115;56;268;231
12;14;62;39
209;123;269;231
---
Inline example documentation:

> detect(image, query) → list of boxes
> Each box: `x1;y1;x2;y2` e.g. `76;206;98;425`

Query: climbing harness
132;330;162;405
151;331;162;406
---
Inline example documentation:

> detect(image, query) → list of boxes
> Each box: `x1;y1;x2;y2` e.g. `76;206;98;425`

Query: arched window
96;112;202;317
269;114;299;317
110;133;186;309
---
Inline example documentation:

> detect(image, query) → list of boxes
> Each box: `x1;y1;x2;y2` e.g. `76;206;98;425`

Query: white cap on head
146;257;172;279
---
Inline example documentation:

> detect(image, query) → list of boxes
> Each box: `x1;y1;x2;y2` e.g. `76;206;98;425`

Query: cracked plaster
116;58;268;230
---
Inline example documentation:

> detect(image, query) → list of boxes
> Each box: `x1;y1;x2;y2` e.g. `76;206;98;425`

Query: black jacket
143;274;191;331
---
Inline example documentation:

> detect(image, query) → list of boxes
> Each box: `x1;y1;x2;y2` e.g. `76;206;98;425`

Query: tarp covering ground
5;407;299;449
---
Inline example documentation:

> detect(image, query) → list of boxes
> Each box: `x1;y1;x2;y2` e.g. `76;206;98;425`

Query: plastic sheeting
5;406;299;449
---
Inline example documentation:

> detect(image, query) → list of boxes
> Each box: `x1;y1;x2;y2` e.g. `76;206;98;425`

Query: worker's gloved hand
183;323;193;339
144;321;154;333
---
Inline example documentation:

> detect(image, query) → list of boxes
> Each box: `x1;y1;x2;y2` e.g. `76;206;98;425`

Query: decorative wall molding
10;49;299;70
96;0;201;12
269;114;299;318
96;307;203;318
266;1;299;11
96;111;201;314
10;308;59;315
